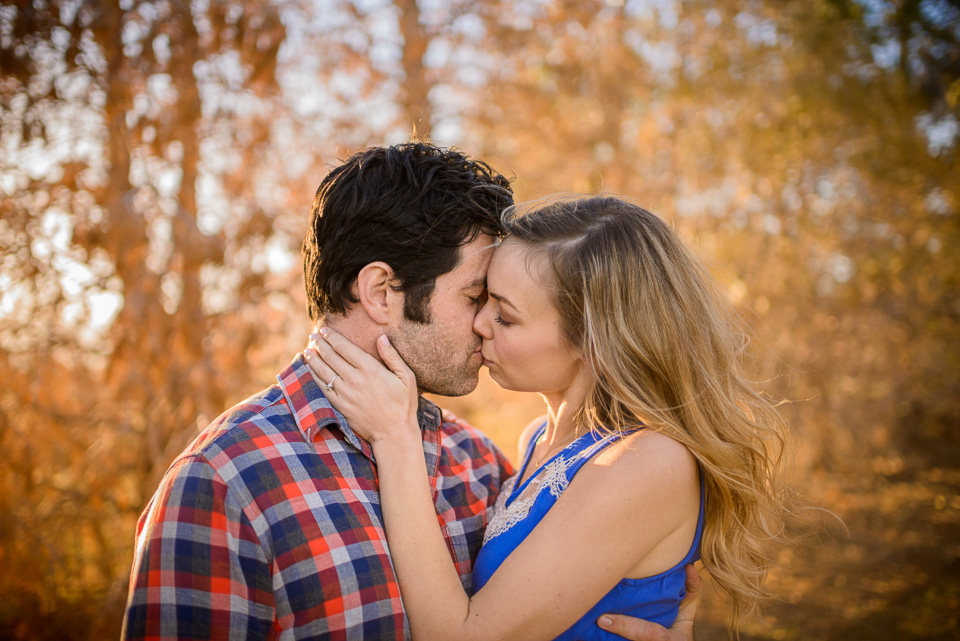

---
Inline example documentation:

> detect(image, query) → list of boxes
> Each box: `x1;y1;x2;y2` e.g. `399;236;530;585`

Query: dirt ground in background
691;465;960;640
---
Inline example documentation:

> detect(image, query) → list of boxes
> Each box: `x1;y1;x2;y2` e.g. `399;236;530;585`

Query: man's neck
316;316;383;363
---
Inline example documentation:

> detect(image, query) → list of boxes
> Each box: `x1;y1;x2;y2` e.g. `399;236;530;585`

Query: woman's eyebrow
489;292;519;312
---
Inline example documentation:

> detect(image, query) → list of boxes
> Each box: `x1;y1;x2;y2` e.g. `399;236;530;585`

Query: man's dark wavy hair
302;143;514;323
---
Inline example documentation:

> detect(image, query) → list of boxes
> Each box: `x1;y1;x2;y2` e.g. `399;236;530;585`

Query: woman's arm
307;329;699;641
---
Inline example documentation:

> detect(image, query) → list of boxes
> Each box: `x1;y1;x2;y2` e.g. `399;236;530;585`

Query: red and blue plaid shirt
122;354;513;640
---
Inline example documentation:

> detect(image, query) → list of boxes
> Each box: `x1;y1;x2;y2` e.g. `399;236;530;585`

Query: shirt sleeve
122;454;275;640
439;408;517;483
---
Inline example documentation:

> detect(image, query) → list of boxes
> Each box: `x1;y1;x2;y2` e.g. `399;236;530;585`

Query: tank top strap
513;422;548;489
682;464;707;565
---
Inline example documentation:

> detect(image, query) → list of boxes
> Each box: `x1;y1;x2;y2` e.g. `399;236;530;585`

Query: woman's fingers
309;330;358;382
304;348;339;391
376;335;416;384
318;326;381;372
306;327;410;402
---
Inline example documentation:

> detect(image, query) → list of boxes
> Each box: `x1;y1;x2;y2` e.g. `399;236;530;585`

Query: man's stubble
390;316;481;398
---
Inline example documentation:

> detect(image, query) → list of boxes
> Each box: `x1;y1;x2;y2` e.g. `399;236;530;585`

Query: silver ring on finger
324;373;338;392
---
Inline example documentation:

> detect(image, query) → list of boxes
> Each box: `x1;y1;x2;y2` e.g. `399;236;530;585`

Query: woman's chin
483;363;504;384
485;367;520;393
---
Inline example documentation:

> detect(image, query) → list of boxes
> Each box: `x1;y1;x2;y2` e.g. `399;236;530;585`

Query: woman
305;196;787;640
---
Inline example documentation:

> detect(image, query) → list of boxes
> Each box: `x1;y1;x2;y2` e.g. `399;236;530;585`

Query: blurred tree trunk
396;0;434;137
0;1;295;638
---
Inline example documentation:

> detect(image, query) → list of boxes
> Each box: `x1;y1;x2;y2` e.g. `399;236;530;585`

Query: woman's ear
356;261;402;325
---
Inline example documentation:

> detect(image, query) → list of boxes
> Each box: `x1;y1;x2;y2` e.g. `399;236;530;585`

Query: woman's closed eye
494;312;512;327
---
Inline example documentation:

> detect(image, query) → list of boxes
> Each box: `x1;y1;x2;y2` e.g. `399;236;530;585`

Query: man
123;143;699;640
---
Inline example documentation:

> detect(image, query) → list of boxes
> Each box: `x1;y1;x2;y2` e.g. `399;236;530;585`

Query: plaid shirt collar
277;353;442;460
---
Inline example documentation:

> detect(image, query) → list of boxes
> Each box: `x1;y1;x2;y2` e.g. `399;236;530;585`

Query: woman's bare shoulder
590;427;698;489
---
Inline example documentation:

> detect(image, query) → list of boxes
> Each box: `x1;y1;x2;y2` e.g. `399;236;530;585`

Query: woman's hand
304;327;419;445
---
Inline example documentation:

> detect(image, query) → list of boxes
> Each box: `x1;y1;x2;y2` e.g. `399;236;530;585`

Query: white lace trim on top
483;443;603;544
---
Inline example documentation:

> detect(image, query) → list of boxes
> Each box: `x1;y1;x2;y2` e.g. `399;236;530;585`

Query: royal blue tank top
471;423;704;640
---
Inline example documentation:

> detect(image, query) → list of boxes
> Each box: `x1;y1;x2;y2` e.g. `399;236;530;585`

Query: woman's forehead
489;241;553;299
492;239;548;274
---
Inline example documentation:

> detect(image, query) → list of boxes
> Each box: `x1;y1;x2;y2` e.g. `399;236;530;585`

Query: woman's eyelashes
494;313;512;327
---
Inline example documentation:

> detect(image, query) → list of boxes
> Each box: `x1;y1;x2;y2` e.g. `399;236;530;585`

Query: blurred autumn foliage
1;0;958;639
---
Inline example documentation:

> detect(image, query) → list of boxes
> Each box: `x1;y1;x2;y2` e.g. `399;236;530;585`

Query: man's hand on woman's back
597;564;701;641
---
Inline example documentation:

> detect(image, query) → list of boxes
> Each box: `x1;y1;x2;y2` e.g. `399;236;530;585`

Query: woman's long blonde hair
505;196;790;633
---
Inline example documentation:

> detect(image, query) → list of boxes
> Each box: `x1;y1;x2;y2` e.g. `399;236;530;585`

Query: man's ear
356;261;403;325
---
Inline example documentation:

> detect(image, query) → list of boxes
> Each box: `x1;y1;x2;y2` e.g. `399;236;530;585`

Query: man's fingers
684;564;702;594
677;564;702;623
597;614;670;641
595;566;700;641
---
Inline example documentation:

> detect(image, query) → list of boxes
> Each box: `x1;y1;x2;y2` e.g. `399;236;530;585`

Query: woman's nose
473;299;493;339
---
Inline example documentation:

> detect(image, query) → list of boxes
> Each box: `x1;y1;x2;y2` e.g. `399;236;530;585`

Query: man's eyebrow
463;277;487;291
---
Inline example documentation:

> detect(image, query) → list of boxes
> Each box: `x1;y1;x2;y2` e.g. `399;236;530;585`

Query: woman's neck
539;385;588;447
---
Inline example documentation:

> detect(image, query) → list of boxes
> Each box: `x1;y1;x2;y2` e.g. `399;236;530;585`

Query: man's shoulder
438;409;508;461
439;408;486;439
178;383;299;465
149;382;317;519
